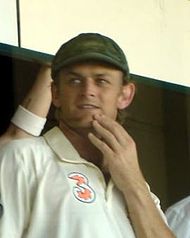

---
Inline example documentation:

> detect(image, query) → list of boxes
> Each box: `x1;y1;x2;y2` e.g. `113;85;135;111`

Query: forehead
60;61;124;78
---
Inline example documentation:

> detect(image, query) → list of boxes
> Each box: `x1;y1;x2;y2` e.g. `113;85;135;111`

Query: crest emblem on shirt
68;172;96;203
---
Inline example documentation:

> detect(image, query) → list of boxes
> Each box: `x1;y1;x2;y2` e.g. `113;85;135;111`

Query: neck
59;120;102;166
58;120;111;182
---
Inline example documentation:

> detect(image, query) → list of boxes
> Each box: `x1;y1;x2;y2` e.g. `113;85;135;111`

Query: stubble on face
53;62;124;135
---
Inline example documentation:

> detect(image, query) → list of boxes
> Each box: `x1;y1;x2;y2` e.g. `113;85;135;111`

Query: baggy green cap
51;33;130;80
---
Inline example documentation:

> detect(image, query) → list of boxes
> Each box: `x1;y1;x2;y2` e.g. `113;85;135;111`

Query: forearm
88;115;175;237
123;179;176;238
0;64;52;147
21;64;52;118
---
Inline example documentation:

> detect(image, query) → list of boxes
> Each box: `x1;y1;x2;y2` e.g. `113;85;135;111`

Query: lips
77;104;100;109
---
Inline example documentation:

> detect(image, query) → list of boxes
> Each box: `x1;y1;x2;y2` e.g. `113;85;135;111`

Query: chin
77;121;93;129
69;118;93;129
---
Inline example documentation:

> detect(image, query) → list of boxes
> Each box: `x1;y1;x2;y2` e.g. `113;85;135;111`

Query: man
166;195;190;238
0;33;175;237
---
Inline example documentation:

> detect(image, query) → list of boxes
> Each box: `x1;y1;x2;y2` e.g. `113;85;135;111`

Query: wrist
11;105;47;136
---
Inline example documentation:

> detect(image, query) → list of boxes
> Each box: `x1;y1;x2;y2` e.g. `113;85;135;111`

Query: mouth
77;104;100;110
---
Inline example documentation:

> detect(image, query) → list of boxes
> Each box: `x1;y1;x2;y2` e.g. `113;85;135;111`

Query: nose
80;79;97;97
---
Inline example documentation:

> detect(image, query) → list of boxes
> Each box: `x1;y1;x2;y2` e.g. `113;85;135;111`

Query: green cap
51;33;130;80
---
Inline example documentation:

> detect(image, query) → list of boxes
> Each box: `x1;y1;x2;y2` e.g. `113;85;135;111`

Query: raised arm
0;64;52;147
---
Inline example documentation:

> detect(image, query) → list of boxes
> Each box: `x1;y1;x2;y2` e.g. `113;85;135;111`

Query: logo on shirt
68;172;96;203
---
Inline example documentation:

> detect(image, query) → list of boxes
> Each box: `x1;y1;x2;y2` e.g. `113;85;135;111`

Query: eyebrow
66;71;112;78
66;71;83;77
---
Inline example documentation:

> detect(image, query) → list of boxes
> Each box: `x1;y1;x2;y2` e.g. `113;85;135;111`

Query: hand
88;114;145;193
88;114;177;238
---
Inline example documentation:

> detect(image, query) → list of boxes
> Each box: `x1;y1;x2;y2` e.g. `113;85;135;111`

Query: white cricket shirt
0;127;165;238
166;196;190;238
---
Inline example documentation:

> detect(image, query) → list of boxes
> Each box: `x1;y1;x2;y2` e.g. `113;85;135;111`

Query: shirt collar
43;126;85;163
43;126;115;188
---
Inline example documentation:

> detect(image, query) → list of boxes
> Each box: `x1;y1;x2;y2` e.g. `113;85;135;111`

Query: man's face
52;62;126;129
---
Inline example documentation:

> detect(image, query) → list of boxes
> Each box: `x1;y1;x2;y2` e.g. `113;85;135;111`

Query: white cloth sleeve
11;105;47;136
166;202;190;238
0;142;34;237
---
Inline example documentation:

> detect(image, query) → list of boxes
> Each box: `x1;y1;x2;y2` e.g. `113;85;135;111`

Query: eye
96;78;110;86
68;78;82;85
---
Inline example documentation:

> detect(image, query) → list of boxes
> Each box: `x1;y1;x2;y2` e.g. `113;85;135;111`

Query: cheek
105;90;121;104
102;93;120;114
59;92;77;112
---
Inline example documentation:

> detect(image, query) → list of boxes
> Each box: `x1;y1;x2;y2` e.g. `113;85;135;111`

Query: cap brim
53;52;129;75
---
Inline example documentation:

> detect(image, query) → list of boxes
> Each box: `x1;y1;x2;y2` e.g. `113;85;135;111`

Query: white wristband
11;105;47;136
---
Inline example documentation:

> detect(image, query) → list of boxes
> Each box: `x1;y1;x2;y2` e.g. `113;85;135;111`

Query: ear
51;82;61;108
117;83;136;110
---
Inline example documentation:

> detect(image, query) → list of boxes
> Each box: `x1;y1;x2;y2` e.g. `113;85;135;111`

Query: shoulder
0;136;46;153
166;196;190;215
0;137;52;167
166;196;190;236
166;196;190;224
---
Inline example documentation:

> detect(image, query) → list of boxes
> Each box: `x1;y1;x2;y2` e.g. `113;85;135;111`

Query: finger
88;132;113;156
94;114;130;146
92;120;121;152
